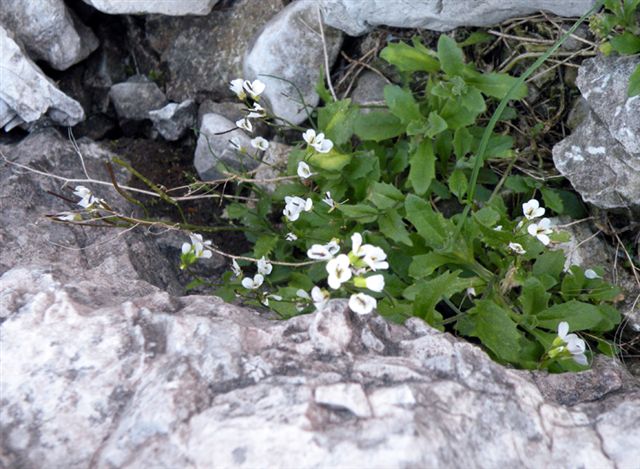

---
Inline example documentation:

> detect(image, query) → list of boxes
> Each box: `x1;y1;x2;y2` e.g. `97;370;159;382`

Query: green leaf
473;206;501;226
463;70;528;99
378;211;413;246
535;300;614;331
458;31;493;48
532;250;565;283
404;194;448;248
519;277;550;315
384;85;423;123
317;99;358;145
425;111;448;138
408;252;453;278
354;111;405;141
610;31;640;54
369;182;404;210
308;149;352;171
448;169;468;199
437;35;465;76
629;63;640;97
409;139;436;195
337;203;379;223
253;235;279;257
473;300;523;363
453;127;473;159
380;40;440;73
540;187;564;214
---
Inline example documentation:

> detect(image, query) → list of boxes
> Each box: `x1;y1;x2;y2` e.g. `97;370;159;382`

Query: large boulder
552;55;640;211
145;0;285;102
0;0;98;70
320;0;598;36
243;0;343;125
0;26;85;131
1;285;639;467
81;0;219;15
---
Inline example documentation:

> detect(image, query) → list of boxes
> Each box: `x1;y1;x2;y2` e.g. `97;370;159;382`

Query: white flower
302;129;333;153
241;274;264;290
262;293;283;307
522;199;545;220
283;196;312;222
360;245;389;271
322;192;337;210
584;269;601;279
311;286;330;310
73;185;99;208
326;254;352;289
325;240;340;256
231;259;242;277
181;233;213;260
257;257;273;276
494;225;503;231
527;218;553;246
364;274;385;292
246;103;266;118
508;242;526;255
285;232;298;242
307;240;340;260
348;293;377;315
243;79;266;100
55;211;80;222
467;287;477;297
230;78;246;100
236;118;253;133
297;161;312;179
250;137;269;151
350;232;364;257
557;321;588;366
229;137;245;152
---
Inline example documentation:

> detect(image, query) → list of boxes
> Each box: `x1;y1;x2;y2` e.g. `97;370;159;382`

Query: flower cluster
228;78;268;138
180;233;213;269
283;196;313;222
237;256;273;290
229;79;265;101
522;199;553;246
548;321;588;366
73;185;101;209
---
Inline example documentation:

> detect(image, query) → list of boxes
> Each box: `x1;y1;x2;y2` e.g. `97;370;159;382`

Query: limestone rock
350;71;388;110
320;0;598;36
109;75;168;122
243;0;343;125
252;141;291;192
145;0;285;102
149;100;197;141
1;288;639;467
194;113;256;180
0;0;98;70
81;0;219;15
0;26;85;130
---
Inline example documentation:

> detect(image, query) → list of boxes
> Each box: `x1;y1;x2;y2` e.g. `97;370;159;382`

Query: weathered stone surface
252;141;291;192
149;100;197;141
1;288;639;468
145;0;284;102
244;0;343;125
194;113;256;180
350;70;388;109
320;0;598;36
0;26;85;130
577;55;640;155
81;0;219;15
109;75;168;122
0;0;98;70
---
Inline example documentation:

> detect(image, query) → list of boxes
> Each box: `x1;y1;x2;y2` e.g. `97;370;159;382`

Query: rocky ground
1;0;639;467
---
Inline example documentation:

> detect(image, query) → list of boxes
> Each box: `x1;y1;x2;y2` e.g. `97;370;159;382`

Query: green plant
591;0;640;95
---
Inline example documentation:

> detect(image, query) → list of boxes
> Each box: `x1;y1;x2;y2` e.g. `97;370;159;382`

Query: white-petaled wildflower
241;273;264;290
73;185;99;209
307;240;340;260
302;129;334;153
285;232;298;242
257;256;273;276
467;287;477;297
348;293;377;315
584;269;601;279
231;259;242;277
250;137;269;151
527;218;553;246
311;286;330;310
354;274;385;292
283;196;313;222
325;239;340;256
261;293;283;307
181;233;213;260
55;211;80;222
322;192;337;210
297;161;312;179
554;321;588;366
243;79;266;100
246;103;266;118
229;78;246;100
229;137;245;152
494;225;503;231
508;242;526;255
326;254;352;289
360;245;389;271
350;232;365;257
522;198;545;220
236;118;253;133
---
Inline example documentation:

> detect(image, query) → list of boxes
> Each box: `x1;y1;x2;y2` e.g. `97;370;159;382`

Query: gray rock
252;141;291;192
0;0;98;70
145;0;285;102
577;55;640;155
0;26;85;130
243;0;343;125
109;75;168;123
149;100;197;141
1;288;639;467
320;0;598;36
81;0;219;15
194;113;256;180
350;71;388;109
